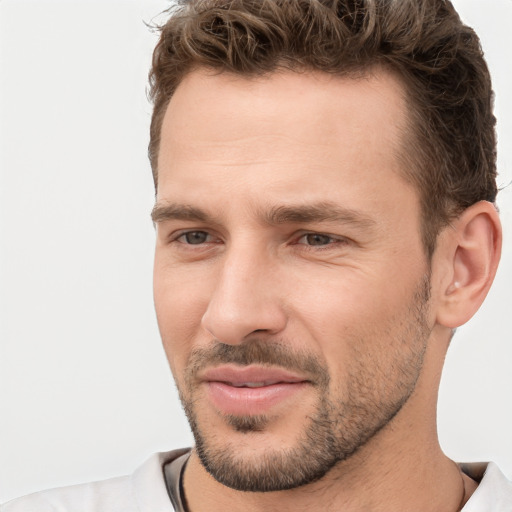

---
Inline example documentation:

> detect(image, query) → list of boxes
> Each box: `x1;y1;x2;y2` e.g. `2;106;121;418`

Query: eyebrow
151;203;209;223
263;203;376;229
151;201;376;230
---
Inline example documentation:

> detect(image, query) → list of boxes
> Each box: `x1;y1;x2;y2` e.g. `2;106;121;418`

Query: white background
0;0;511;503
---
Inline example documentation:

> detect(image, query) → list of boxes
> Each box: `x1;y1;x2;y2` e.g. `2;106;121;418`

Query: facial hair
176;275;432;492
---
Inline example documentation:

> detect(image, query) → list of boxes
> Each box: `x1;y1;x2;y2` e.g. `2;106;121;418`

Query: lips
228;381;282;388
200;365;309;416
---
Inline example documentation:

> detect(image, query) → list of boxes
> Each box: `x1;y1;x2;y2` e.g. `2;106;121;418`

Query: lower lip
206;381;308;416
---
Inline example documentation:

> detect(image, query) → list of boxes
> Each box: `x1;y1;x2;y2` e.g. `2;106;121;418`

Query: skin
153;69;501;511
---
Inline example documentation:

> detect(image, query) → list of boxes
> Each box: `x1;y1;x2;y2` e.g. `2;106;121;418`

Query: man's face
153;69;434;491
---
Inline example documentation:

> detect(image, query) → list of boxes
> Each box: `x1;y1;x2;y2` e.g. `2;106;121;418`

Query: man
2;0;511;511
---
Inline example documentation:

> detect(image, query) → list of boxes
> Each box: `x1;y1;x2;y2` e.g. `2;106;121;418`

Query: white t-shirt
2;450;511;511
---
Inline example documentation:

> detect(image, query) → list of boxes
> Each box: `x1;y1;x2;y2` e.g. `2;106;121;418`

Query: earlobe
435;201;502;329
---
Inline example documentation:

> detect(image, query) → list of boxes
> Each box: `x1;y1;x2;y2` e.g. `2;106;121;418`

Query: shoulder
1;474;135;512
0;449;189;512
462;462;512;511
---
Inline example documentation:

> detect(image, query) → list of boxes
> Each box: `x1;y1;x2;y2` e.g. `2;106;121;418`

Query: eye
298;233;337;246
177;231;211;245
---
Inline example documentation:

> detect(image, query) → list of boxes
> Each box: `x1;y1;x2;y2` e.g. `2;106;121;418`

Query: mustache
185;339;330;386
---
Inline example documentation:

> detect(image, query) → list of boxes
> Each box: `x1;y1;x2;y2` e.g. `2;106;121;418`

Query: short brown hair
148;0;497;256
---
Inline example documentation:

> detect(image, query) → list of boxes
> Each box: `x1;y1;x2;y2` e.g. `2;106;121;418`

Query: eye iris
185;231;208;244
306;234;331;246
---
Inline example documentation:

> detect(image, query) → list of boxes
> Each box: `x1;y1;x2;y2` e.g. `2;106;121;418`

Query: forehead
157;68;415;217
161;68;407;153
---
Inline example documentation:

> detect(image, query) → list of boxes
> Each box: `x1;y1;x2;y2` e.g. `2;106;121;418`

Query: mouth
227;381;287;388
199;365;310;416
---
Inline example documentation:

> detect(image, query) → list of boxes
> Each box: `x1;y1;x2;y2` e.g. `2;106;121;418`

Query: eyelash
296;231;346;248
173;231;219;246
295;232;347;250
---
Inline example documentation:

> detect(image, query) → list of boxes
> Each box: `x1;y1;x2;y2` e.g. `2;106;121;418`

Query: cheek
293;269;404;331
291;269;425;368
153;260;210;374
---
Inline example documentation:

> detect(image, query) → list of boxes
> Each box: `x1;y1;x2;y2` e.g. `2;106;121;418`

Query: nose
201;245;287;345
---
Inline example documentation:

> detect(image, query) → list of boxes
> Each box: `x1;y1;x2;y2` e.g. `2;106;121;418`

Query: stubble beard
176;276;432;492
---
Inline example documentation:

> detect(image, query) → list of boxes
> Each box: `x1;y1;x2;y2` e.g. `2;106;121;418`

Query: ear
434;201;502;329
